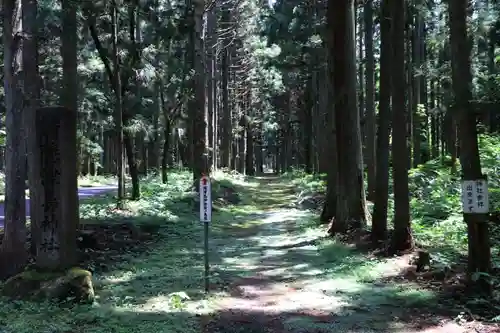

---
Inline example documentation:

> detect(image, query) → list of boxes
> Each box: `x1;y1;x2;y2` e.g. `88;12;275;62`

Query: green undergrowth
0;170;258;333
300;238;436;308
283;134;500;267
0;169;474;332
406;134;499;266
282;169;326;195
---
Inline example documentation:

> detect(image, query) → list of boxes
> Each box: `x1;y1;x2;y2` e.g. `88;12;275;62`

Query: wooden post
33;106;78;270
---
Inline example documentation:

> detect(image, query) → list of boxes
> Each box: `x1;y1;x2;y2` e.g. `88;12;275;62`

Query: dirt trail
200;176;480;333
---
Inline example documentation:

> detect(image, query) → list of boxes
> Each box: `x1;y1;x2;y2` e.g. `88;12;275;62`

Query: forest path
201;176;468;333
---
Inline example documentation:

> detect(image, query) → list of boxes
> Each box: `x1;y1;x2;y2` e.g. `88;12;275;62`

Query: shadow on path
200;176;474;333
2;175;494;333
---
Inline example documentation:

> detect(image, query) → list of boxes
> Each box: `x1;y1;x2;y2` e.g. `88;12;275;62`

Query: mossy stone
1;267;95;304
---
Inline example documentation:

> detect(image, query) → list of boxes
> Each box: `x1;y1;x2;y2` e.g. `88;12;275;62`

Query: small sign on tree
461;179;489;214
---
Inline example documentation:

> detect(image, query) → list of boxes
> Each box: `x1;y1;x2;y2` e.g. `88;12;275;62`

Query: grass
79;174;188;224
202;176;440;332
284;134;500;267
0;167;484;332
0;170;264;333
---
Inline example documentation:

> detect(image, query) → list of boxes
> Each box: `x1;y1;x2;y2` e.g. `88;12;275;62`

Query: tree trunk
328;0;369;233
111;0;125;207
364;0;376;200
245;92;255;176
123;127;140;199
190;0;208;185
371;0;391;244
389;0;414;253
220;11;231;169
24;0;42;255
320;106;338;223
60;0;78;231
161;119;171;184
448;0;491;294
412;0;423;167
0;0;28;278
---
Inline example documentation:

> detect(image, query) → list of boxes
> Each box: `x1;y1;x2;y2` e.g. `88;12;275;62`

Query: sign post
199;174;212;293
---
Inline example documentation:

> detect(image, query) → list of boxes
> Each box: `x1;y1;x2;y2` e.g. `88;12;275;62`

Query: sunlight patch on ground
0;175;451;333
216;208;325;281
0;172;258;333
212;192;441;332
301;277;366;294
216;282;349;314
212;170;259;188
101;271;136;284
350;255;414;282
124;292;211;314
256;208;310;224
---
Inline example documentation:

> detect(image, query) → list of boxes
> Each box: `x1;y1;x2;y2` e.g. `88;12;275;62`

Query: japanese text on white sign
461;179;489;214
200;175;212;222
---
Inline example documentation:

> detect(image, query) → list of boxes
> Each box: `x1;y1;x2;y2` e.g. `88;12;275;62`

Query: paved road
0;185;117;227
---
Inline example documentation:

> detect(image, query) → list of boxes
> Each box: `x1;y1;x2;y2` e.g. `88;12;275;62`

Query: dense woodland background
0;0;500;319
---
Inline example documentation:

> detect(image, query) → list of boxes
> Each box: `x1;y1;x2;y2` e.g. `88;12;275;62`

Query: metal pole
204;222;209;292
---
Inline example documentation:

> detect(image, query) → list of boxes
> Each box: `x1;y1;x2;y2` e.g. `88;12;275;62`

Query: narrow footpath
201;176;479;333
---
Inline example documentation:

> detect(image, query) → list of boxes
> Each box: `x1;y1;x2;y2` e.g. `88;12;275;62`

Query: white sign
200;175;212;222
461;179;489;214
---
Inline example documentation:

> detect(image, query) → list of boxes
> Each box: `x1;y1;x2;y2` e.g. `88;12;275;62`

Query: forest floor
200;176;497;333
0;172;498;332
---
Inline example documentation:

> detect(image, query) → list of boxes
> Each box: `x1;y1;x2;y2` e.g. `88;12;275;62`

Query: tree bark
389;0;414;253
0;0;28;278
23;0;41;254
371;0;391;244
448;0;491;294
327;0;369;233
190;0;208;185
364;0;376;200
